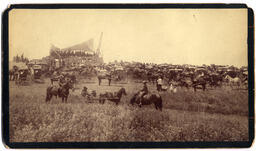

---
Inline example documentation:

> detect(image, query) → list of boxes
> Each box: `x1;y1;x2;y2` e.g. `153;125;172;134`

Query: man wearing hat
81;86;88;97
157;76;163;91
142;81;148;93
58;75;66;87
138;81;149;107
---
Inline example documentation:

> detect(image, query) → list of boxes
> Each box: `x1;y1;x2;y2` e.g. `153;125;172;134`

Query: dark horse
130;92;163;111
97;71;112;86
45;81;73;103
99;87;127;105
207;74;223;88
191;75;207;92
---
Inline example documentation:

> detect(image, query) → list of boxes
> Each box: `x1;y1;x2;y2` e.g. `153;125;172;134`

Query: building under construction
49;33;104;69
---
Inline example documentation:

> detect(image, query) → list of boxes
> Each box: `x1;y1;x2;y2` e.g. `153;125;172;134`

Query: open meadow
9;78;249;142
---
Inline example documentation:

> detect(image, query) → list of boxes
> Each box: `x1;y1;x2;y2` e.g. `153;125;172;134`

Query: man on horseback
56;74;67;95
130;81;163;111
58;75;66;87
138;81;149;107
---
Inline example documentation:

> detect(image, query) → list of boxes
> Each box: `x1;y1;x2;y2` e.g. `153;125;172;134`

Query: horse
58;81;74;103
191;75;207;92
224;75;241;88
99;87;127;105
45;81;73;103
177;79;190;89
207;74;223;88
130;92;163;111
45;86;59;102
173;72;193;90
97;71;112;86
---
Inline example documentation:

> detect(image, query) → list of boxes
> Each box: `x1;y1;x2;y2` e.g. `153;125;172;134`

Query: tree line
13;54;29;64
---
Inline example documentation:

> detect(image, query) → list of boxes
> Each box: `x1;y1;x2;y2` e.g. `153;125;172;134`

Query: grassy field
9;78;249;142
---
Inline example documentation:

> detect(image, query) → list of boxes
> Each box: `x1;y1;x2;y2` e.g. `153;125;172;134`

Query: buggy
32;65;42;79
16;69;29;85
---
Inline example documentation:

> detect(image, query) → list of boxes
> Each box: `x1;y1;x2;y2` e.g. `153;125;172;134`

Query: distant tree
13;53;29;63
21;53;24;62
16;54;20;62
24;58;29;64
13;56;16;62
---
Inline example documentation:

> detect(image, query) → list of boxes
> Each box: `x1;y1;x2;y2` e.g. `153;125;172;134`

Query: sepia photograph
3;4;254;148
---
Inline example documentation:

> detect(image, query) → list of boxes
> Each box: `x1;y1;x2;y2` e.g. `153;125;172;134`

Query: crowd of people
92;61;248;89
10;58;248;91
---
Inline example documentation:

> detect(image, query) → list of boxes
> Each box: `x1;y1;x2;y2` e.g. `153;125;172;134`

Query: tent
61;39;94;54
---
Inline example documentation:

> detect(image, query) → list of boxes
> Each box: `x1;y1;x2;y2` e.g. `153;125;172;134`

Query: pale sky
9;9;247;67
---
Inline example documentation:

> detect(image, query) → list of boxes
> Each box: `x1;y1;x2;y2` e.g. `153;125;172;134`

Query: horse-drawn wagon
31;64;46;83
10;62;29;85
32;65;42;79
99;88;127;105
112;66;127;82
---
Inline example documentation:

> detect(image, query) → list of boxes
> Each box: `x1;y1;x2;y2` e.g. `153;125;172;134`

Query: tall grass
9;80;248;142
160;87;248;115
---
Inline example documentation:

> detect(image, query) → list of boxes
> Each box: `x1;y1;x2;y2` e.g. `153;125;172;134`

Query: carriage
18;69;29;84
15;63;29;85
99;88;127;105
32;64;42;79
9;62;29;84
112;66;127;82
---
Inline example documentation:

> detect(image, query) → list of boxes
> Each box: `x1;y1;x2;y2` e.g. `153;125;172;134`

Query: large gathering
8;8;249;143
9;42;248;110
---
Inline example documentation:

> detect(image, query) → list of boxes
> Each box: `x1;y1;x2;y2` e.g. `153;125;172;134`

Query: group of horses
44;65;247;111
123;63;248;91
98;87;161;111
96;66;247;92
154;72;247;92
45;81;163;111
44;73;246;112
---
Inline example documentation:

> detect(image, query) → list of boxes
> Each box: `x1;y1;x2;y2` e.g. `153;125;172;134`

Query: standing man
157;76;163;91
81;86;88;97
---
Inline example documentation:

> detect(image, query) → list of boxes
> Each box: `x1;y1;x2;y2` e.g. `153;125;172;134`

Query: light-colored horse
224;75;241;88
